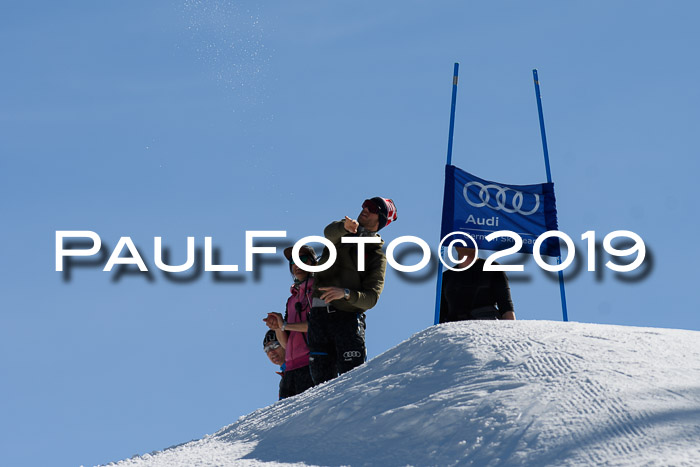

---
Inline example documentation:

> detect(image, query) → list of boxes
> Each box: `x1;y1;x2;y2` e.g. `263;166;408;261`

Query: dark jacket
439;258;514;322
313;220;386;312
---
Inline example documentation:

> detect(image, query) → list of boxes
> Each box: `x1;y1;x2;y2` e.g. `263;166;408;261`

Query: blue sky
1;1;699;466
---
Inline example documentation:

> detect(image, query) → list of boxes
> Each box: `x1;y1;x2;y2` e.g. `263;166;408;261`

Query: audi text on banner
441;165;560;256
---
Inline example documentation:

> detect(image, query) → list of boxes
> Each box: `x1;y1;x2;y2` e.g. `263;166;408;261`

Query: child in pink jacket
263;245;317;398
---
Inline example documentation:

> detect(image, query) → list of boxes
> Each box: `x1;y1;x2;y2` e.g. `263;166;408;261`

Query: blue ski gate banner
441;165;560;257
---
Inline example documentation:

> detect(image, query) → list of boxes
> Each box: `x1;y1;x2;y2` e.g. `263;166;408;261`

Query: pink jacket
284;277;313;371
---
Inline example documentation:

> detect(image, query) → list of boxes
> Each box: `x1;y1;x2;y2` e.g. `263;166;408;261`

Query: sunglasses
290;254;313;265
264;342;280;353
362;199;380;214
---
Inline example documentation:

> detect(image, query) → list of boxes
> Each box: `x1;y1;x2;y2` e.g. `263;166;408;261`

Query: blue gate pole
532;69;569;322
434;63;459;325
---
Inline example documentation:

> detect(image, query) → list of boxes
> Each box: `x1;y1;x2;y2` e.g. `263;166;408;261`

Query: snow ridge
110;321;700;466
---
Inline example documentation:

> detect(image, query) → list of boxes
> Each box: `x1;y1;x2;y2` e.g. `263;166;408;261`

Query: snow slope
107;321;700;466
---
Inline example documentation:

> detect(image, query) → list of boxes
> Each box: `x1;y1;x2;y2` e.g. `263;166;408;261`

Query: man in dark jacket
439;246;516;322
308;197;397;385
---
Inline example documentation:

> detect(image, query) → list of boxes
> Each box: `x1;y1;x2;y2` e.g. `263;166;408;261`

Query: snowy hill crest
111;321;700;466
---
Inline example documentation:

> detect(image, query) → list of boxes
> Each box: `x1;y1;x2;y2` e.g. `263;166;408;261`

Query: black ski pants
279;365;314;399
307;305;366;385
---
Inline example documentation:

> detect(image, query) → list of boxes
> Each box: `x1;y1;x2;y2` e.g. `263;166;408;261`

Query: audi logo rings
463;181;540;216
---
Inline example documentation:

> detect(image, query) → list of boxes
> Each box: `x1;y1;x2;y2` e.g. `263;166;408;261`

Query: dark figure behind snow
439;246;516;322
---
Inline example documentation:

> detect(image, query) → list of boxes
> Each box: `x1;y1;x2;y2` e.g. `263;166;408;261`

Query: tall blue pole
532;69;569;322
434;63;459;325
